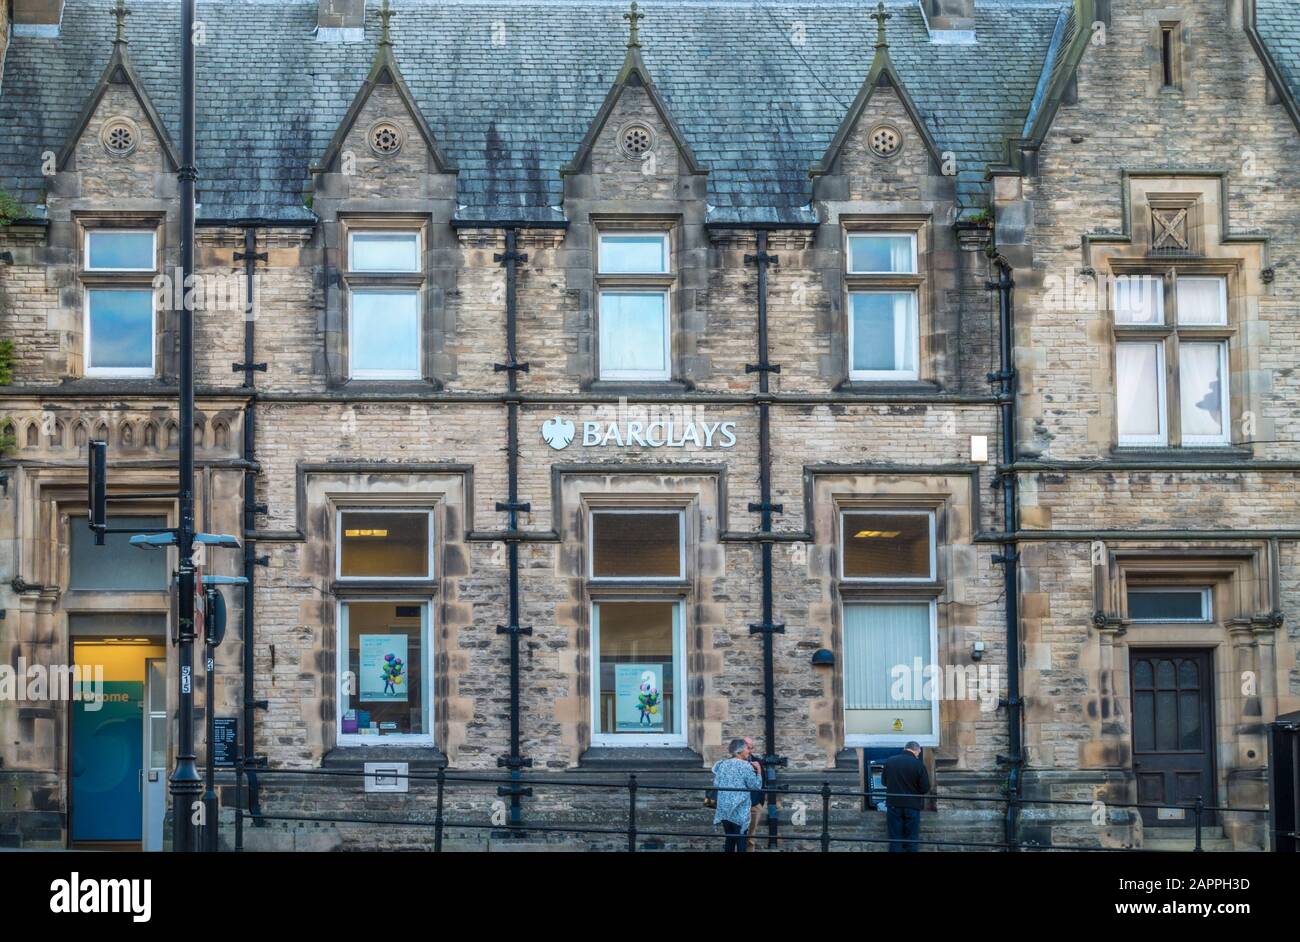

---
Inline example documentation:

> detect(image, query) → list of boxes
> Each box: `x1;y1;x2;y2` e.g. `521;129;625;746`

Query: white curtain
1180;342;1226;439
1115;276;1163;324
1116;342;1162;439
890;235;914;273
1176;277;1226;325
844;602;931;710
893;292;917;375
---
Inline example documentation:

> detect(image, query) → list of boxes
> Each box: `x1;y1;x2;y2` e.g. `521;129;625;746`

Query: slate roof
1256;0;1300;107
1;0;1077;224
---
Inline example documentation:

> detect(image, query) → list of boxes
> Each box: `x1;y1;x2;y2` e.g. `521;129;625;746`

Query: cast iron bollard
1193;796;1204;852
627;773;639;852
434;767;446;853
233;746;244;853
820;781;832;852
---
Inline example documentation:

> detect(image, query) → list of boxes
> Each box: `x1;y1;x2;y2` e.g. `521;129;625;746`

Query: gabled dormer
811;3;946;203
312;1;458;390
313;0;456;204
560;3;711;391
53;2;179;202
562;2;707;204
37;2;181;384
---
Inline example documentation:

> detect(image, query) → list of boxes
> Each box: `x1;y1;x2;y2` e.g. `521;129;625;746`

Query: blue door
71;680;144;842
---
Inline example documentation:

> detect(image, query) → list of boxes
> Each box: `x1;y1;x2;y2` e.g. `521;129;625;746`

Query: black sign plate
212;717;239;767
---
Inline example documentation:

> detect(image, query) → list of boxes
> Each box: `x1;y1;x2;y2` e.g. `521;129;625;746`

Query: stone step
1142;838;1235;852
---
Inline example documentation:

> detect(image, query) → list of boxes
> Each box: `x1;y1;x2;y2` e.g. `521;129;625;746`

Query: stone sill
584;380;691;397
320;746;448;770
833;380;943;396
573;746;706;776
1108;446;1254;463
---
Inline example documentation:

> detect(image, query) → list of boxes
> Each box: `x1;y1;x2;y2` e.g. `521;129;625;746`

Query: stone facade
0;0;1296;852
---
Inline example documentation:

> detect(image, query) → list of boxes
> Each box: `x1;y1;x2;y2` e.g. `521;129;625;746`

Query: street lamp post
169;0;202;853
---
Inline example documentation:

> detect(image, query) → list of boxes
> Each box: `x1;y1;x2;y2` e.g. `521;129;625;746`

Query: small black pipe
990;257;1024;850
745;231;785;848
238;225;264;818
494;228;532;827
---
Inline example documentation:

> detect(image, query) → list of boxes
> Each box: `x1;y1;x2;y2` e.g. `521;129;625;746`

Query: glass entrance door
142;658;168;851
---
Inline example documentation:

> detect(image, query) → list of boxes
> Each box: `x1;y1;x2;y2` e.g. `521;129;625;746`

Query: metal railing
225;755;1275;852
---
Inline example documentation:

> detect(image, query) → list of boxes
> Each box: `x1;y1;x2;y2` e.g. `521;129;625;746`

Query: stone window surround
76;212;165;381
838;214;933;387
590;215;680;386
587;506;685;582
334;506;436;583
58;495;174;612
322;489;451;755
334;597;435;747
336;215;432;384
1107;256;1241;450
1092;547;1281;817
577;491;699;752
1154;17;1185;93
1098;549;1273;630
834;495;948;749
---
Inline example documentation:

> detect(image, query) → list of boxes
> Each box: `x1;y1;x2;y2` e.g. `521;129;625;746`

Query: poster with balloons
359;635;408;702
614;664;664;732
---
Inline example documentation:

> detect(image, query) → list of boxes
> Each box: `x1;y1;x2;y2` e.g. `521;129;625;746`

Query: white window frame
83;286;157;379
335;508;435;582
839;509;936;583
1113;275;1166;326
1116;340;1169;447
1175;276;1228;326
335;598;434;746
589;598;687;747
597;231;673;382
84;229;157;273
1126;586;1213;624
1178;340;1231;446
597;290;672;382
845;231;918;275
588;508;686;581
847;289;920;382
598;231;670;275
347;230;422;274
842;598;940;748
347;287;424;381
346;228;423;381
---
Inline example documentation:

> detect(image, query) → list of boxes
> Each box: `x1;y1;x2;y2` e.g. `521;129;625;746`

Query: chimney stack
13;0;66;37
317;0;367;43
921;0;976;38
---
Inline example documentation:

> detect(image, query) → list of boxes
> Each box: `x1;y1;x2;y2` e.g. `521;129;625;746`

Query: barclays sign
541;416;737;451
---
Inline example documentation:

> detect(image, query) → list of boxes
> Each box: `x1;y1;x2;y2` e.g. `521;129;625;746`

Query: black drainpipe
235;226;269;815
745;231;786;847
494;228;533;827
988;257;1024;849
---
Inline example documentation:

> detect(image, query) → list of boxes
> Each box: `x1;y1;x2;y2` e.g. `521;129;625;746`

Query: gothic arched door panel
1130;649;1216;827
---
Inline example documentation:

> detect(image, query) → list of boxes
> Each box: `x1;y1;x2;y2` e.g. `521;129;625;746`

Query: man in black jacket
882;741;930;852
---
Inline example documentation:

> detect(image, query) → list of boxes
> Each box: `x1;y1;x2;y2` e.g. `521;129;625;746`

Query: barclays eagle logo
541;417;576;450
